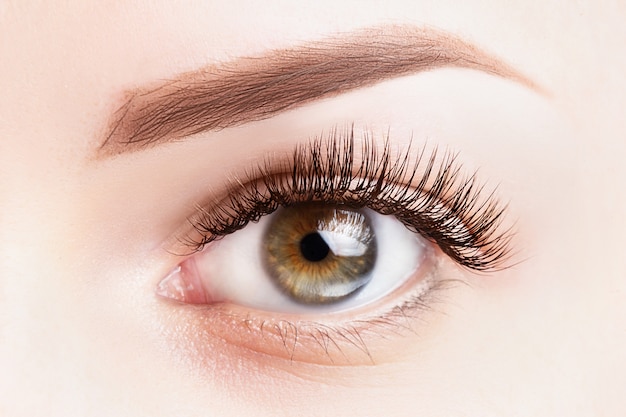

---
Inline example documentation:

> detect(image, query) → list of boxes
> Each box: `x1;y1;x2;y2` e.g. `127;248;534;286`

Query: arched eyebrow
99;25;538;156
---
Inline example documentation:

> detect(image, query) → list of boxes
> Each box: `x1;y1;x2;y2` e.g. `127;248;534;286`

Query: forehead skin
0;1;625;416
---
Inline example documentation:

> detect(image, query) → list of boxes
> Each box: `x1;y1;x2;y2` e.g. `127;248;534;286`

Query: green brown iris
263;203;377;304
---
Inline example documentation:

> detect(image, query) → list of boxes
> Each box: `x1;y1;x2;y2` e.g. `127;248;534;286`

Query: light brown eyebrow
99;25;537;156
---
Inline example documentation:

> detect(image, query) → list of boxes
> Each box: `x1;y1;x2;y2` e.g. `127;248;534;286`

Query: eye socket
157;203;432;314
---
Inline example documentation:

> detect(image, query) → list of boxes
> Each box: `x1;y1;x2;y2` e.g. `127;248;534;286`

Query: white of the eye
192;208;430;314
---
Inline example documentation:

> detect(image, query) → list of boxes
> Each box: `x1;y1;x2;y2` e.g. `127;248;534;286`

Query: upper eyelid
180;128;513;272
97;24;540;158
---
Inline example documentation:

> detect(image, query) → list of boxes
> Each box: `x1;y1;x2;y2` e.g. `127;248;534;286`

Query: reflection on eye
156;127;513;363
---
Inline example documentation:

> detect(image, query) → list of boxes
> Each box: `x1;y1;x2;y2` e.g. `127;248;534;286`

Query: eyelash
183;127;512;272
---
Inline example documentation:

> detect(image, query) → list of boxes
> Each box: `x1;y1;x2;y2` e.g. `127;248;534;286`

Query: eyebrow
99;25;537;156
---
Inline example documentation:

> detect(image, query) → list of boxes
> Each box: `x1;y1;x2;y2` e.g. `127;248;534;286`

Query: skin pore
0;1;625;416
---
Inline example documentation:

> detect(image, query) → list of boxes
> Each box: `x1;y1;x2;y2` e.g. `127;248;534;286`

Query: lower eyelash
183;269;461;365
185;126;513;272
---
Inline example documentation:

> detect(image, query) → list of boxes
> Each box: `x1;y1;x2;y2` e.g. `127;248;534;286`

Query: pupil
299;232;330;262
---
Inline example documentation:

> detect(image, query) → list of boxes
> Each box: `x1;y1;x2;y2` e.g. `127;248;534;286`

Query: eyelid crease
179;126;514;272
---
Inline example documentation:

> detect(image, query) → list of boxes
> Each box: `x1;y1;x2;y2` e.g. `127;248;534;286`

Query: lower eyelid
157;253;458;367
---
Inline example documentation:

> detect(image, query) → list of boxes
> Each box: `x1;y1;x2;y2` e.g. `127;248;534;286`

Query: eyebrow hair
99;25;536;156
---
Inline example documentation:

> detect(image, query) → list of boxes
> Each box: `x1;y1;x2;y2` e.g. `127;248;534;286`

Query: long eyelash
186;126;513;271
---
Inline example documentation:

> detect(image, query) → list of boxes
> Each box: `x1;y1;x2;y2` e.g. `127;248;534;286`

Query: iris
264;203;377;304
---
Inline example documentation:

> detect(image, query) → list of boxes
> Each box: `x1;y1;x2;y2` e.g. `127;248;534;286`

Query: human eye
156;127;512;365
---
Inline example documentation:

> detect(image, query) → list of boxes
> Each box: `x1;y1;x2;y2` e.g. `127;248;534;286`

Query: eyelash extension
185;126;512;272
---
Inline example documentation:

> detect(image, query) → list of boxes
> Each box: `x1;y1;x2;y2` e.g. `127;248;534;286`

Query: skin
0;1;625;416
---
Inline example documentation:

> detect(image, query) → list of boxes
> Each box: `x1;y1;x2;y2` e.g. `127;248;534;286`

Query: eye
155;128;512;364
157;203;432;313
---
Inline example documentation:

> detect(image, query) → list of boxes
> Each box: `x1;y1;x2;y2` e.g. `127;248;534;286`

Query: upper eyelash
184;126;513;271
